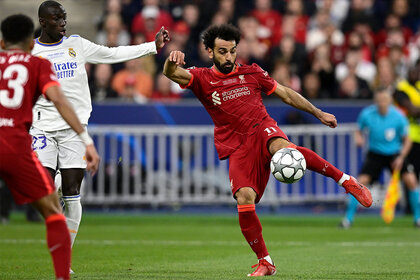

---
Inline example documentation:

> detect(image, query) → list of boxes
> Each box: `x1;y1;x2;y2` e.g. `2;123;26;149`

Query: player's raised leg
268;137;373;208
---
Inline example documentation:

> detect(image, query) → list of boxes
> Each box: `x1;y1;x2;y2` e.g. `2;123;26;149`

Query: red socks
238;204;269;259
288;144;343;182
45;214;71;280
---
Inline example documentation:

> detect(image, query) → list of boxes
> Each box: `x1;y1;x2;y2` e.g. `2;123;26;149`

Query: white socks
262;255;274;265
62;195;82;248
338;173;350;186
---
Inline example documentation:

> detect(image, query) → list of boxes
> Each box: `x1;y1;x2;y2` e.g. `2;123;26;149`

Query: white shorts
30;127;87;170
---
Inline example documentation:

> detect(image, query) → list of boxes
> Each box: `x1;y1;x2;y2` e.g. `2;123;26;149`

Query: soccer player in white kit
31;1;170;272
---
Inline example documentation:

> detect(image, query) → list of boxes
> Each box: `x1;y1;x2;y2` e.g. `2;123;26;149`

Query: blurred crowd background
84;0;420;103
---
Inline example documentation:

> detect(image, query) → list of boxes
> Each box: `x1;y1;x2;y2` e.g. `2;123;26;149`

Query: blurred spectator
171;21;191;51
338;74;372;99
218;0;237;23
345;31;372;62
310;43;336;96
237;15;269;67
270;34;305;75
301;72;330;99
131;4;173;42
375;13;413;48
335;49;376;85
306;9;345;53
281;0;309;45
152;73;183;102
315;0;350;28
187;41;212;68
377;28;410;79
271;61;301;93
372;57;397;92
181;3;202;45
250;0;282;46
132;32;157;76
96;12;130;47
211;11;230;25
342;0;379;33
390;0;420;32
111;58;154;103
90;64;118;101
408;31;420;66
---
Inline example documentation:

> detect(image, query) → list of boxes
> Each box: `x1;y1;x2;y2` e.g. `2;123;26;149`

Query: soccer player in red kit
0;14;100;280
163;24;373;277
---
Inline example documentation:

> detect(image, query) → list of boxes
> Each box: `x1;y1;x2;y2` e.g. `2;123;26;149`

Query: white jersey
32;35;157;131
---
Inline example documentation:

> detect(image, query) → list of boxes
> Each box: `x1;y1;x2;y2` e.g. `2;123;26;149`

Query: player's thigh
360;152;389;182
229;133;271;203
57;128;86;169
30;127;58;170
1;151;55;205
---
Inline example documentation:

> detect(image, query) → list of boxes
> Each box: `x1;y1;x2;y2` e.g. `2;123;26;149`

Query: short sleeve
181;67;203;94
252;64;277;95
37;58;60;97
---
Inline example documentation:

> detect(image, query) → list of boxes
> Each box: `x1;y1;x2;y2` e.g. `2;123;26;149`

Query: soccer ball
270;148;306;184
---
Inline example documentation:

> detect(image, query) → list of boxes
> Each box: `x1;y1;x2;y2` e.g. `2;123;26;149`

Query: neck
4;44;29;53
38;32;62;44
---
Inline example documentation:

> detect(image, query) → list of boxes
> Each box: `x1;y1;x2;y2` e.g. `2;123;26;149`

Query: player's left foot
70;268;74;274
247;259;276;277
342;176;372;208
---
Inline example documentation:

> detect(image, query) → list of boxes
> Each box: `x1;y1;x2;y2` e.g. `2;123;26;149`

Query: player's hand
85;144;100;176
168;50;186;66
318;111;337;128
155;26;170;50
391;155;404;172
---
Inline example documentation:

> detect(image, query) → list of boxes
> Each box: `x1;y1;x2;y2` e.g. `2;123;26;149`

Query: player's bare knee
61;169;84;196
402;173;418;190
235;187;257;205
32;193;62;219
268;137;291;155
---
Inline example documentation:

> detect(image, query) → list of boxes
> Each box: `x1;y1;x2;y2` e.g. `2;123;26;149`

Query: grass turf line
0;213;419;279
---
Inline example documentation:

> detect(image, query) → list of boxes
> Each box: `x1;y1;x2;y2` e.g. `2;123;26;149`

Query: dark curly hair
1;14;34;44
202;24;241;50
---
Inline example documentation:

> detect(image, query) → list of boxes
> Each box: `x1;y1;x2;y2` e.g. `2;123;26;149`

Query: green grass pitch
1;212;419;279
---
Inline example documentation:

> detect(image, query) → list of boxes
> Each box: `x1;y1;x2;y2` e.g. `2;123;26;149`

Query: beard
213;58;235;74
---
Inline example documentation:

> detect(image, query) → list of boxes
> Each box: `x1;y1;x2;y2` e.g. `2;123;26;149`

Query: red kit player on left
0;14;100;280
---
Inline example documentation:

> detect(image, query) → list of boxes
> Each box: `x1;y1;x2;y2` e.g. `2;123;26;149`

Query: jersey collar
35;37;64;46
211;63;239;77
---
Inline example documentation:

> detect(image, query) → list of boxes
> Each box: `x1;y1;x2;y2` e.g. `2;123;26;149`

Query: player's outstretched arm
45;85;100;174
163;50;192;86
273;82;337;128
155;26;170;50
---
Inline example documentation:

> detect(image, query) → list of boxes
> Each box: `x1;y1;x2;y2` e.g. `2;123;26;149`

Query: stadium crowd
87;0;420;103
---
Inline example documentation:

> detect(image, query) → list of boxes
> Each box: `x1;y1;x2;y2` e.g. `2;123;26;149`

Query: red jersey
0;50;59;151
183;63;277;159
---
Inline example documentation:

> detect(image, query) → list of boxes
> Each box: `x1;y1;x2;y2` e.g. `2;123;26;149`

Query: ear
207;47;214;59
0;39;5;50
39;17;45;28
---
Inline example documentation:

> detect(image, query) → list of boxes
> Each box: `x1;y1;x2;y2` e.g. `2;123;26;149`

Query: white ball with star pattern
270;148;306;183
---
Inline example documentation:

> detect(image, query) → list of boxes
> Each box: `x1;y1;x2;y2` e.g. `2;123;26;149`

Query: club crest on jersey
212;91;221;105
239;75;246;83
68;48;76;58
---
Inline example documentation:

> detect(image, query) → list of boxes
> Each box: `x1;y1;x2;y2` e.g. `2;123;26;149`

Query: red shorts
228;117;289;203
0;144;55;205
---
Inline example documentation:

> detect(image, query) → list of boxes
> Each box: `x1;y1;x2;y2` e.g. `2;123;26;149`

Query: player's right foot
70;268;74;274
247;259;276;277
342;176;372;208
